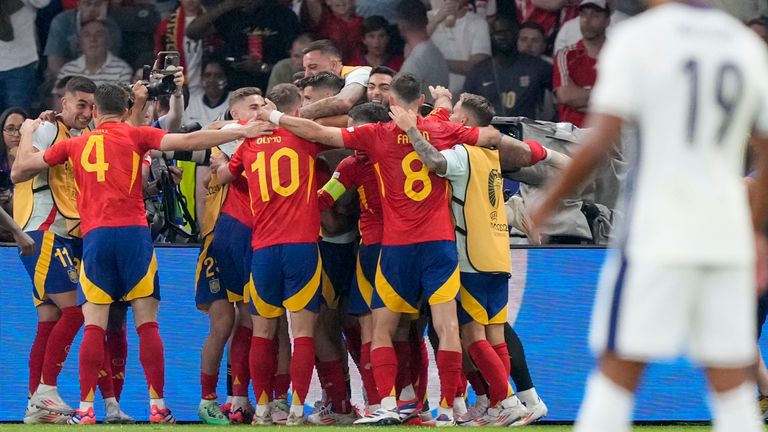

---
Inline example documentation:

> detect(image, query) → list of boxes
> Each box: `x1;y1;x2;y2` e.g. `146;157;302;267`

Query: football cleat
353;407;401;425
229;398;254;424
307;403;358;425
511;397;547;427
270;399;290;424
24;405;71;424
150;405;176;424
220;401;232;416
29;387;74;415
286;412;305;426
198;400;230;425
67;408;96;425
434;413;456;427
760;395;768;419
251;404;273;425
457;396;489;425
104;409;136;424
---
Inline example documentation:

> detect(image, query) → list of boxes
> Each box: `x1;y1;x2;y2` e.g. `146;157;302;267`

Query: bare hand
14;230;35;256
168;165;183;185
209;152;228;172
172;66;185;89
258;101;276;122
436;0;459;22
20;118;41;136
132;80;149;103
388;105;419;132
37;110;57;123
429;85;452;103
241;120;276;138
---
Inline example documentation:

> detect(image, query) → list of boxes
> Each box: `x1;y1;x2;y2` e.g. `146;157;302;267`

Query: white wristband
269;110;284;125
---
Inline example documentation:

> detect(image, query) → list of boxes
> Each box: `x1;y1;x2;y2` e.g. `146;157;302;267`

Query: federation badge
67;268;79;284
520;76;530;88
209;278;221;294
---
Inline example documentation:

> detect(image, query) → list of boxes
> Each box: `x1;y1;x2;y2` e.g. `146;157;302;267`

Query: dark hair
267;84;302;112
369;66;396;78
229;87;262;109
747;16;768;28
396;0;428;30
348;102;390;124
302;39;342;59
65;76;97;95
390;73;421;103
459;93;495;126
296;71;344;94
94;83;131;116
55;75;75;91
0;107;28;169
519;21;545;37
361;15;390;37
201;56;231;79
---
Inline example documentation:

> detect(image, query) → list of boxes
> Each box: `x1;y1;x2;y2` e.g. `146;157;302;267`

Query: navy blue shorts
19;231;81;307
457;272;509;326
318;240;356;309
348;242;380;316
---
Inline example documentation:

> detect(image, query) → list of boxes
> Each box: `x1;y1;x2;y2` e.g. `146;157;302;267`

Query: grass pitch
0;425;761;431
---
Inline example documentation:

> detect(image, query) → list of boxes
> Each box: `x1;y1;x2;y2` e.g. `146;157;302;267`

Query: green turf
1;426;764;431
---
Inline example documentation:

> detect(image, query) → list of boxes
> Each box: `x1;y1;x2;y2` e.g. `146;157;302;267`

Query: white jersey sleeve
217;122;244;158
32;121;58;151
344;67;370;88
438;144;469;182
589;27;638;120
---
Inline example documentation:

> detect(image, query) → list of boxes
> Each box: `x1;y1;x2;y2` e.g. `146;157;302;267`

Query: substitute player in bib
531;1;768;431
215;83;324;426
194;87;268;425
16;83;274;425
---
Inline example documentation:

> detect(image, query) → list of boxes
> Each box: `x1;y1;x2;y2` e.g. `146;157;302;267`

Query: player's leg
270;315;291;424
68;301;111;425
311;304;354;423
249;313;279;424
104;303;132;423
390;316;421;422
197;299;234;424
229;301;254;422
501;324;549;425
23;304;62;424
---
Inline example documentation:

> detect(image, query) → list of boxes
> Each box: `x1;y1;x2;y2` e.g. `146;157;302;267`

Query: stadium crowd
1;0;767;427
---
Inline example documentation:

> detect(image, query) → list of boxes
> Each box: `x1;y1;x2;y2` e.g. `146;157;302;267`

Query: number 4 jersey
43;122;167;236
341;108;480;246
590;3;768;265
227;128;322;251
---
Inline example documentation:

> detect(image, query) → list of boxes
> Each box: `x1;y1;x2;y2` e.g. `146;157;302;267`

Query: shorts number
204;257;215;278
402;151;432;202
251;148;300;202
54;247;74;267
81;135;109;182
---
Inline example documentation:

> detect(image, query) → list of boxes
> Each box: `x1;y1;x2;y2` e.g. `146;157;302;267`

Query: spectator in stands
553;0;627;53
296;71;345;106
395;0;449;103
182;57;231;127
45;0;123;80
110;0;160;69
186;0;300;90
517;21;549;60
367;66;395;106
516;0;579;47
304;0;363;63
356;0;399;23
427;0;491;95
431;0;498;21
0;108;25;242
348;15;404;70
0;0;50;113
268;33;313;92
748;16;768;44
553;0;609;127
463;16;554;120
57;19;133;86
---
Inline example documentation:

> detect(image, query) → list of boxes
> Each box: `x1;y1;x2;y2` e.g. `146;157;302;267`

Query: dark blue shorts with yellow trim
348;242;380;316
19;231;82;307
319;240;356;309
457;272;509;326
195;214;253;309
371;240;460;314
78;226;159;305
246;242;322;318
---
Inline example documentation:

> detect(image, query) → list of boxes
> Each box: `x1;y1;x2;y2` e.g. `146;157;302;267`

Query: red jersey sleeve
436;120;480;147
340;123;378;152
43;138;70;166
228;144;246;177
426;107;451;121
136;126;168;154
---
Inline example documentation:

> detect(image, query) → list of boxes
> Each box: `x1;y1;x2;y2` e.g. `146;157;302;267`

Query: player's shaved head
348;102;390;125
94;83;130;117
267;84;302;115
64;76;97;96
389;73;423;106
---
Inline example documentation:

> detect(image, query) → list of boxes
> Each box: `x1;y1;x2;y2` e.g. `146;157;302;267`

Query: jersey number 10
683;59;744;145
250;148;301;202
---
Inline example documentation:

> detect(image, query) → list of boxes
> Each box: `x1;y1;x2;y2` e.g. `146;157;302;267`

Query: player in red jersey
214;83;326;426
15;83;274;425
256;73;545;425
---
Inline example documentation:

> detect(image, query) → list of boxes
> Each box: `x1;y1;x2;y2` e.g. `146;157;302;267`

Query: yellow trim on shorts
124;252;158;302
321;270;338;309
428;265;460;306
79;266;114;305
33;231;55;303
459;284;489;325
226;289;244;303
356;254;374;307
243;277;252;304
284;251;322;313
488;304;508;325
194;235;214;292
249;275;285;318
374;256;418;314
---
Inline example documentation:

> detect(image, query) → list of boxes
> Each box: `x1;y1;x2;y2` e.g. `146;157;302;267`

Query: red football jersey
318;153;383;245
553;40;598;127
340;110;480;245
43;122;166;235
228;127;321;250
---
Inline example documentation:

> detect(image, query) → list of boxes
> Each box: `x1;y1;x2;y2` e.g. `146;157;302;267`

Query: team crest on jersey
487;169;502;207
519;76;530;88
209;278;221;294
67;268;78;284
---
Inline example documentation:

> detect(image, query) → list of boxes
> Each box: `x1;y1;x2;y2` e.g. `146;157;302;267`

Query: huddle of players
10;44;568;427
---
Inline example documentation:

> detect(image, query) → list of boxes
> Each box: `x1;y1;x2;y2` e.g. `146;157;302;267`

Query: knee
210;317;235;342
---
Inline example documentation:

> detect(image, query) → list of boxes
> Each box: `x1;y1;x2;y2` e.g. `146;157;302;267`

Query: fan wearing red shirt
16;83;273;425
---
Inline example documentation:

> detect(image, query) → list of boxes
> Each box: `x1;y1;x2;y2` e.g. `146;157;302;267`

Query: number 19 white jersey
590;2;768;265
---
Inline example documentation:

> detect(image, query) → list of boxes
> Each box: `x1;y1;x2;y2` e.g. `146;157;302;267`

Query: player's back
593;3;768;265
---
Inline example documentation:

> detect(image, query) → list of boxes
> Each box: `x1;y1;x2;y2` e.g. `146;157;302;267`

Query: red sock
358;342;381;405
466;370;488;396
316;360;351;413
98;346;115;399
249;337;274;405
290;337;315;406
492;343;511;378
469;340;509;406
455;371;467;398
393;341;413;398
272;373;290;400
415;337;429;405
106;327;127;401
79;325;105;402
343;321;362;366
137;322;165;399
436;350;462;409
201;372;218;400
371;346;397;401
41;306;83;386
29;321;56;395
230;326;251;397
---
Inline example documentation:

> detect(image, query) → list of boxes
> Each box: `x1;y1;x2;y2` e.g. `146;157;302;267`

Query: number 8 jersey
227;128;321;251
43;122;167;236
340;108;480;246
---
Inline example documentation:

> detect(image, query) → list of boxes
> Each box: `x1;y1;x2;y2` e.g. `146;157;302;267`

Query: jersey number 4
81;135;109;182
683;59;744;144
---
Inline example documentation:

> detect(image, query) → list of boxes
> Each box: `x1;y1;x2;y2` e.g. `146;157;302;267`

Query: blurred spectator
395;0;449;103
348;15;404;70
427;0;491;95
0;0;51;114
304;0;363;63
182;57;231;127
553;0;608;127
356;0;399;23
186;0;300;90
296;71;344;105
267;33;313;92
38;75;73;113
553;1;627;53
155;0;217;97
0;107;27;224
748;16;768;44
516;0;579;50
366;65;395;106
57;19;133;86
110;0;160;69
430;0;498;22
463;16;553;120
711;0;768;23
45;0;123;79
517;21;548;60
